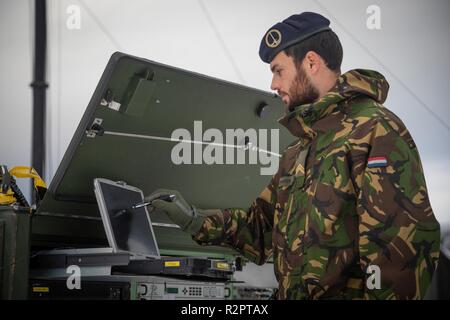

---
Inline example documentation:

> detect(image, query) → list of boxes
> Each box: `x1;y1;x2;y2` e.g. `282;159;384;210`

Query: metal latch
86;118;104;138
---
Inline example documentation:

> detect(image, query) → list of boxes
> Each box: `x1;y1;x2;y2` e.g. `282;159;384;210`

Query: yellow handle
9;166;47;189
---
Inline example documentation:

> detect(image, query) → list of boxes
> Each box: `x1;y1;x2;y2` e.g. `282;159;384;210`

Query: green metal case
0;207;31;299
32;52;290;257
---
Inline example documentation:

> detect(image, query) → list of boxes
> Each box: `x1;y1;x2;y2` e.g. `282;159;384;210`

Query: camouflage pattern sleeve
192;174;279;265
349;115;440;299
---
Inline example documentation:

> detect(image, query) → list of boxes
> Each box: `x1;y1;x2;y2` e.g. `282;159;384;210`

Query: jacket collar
278;69;389;143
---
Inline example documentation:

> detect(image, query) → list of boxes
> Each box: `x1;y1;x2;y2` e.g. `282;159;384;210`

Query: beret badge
265;29;282;48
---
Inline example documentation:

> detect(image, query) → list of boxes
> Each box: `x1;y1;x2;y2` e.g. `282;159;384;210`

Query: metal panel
0;208;31;299
32;52;290;255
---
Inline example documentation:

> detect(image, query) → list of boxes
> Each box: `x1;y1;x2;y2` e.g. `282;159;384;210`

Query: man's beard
287;65;320;112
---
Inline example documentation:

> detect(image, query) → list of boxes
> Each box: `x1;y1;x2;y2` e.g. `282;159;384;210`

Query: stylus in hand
132;194;176;210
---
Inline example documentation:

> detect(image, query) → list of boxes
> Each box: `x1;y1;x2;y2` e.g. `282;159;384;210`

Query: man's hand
145;189;206;234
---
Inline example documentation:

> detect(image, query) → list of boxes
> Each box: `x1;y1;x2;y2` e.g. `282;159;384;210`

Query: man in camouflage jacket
147;12;440;299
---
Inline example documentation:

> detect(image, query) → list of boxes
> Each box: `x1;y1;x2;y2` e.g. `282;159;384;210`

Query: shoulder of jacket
345;97;407;135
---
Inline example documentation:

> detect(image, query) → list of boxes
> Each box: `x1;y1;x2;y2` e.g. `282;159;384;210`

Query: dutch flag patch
367;157;387;168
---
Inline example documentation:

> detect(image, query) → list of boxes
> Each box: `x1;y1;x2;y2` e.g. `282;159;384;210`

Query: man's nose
270;77;278;91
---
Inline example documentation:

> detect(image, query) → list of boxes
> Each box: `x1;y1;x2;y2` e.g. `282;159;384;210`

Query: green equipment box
31;52;290;258
0;207;31;299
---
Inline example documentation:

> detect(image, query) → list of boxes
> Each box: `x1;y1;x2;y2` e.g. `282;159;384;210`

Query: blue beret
259;12;331;63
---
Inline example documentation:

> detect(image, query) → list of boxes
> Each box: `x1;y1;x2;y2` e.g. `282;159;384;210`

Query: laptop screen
93;178;160;259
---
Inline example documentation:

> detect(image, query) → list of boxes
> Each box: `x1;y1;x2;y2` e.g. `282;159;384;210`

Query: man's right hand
145;189;206;234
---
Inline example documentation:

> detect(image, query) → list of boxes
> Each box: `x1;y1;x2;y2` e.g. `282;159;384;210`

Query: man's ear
304;51;320;75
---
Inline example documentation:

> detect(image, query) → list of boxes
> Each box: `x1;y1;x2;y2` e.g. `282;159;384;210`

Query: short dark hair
284;30;343;73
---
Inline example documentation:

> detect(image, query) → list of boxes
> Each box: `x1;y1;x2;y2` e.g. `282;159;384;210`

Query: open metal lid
33;52;290;255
